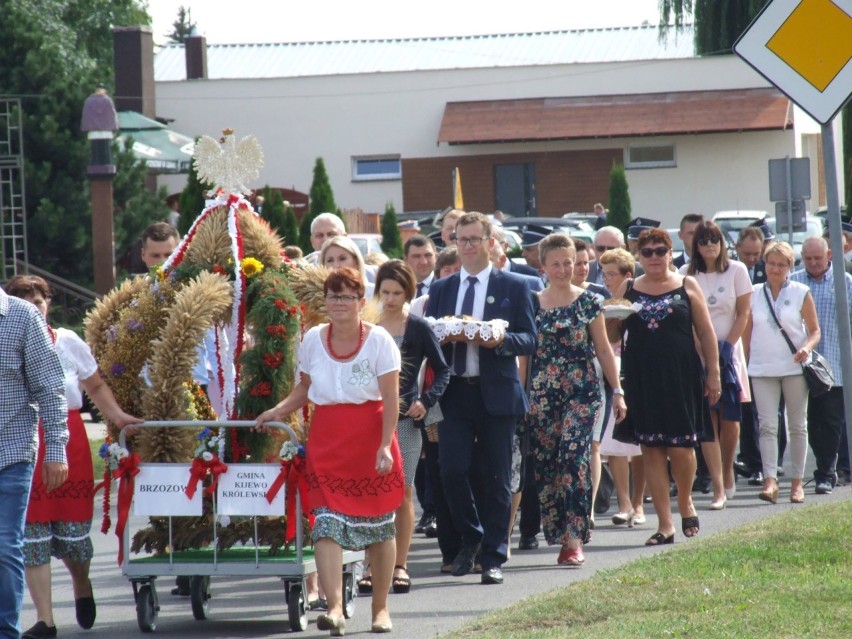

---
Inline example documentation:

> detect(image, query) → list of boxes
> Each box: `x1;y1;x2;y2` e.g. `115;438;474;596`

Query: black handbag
762;285;834;397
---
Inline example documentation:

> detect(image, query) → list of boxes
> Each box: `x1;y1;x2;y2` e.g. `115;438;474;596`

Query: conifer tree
380;202;403;259
299;157;340;253
280;203;300;248
607;163;632;234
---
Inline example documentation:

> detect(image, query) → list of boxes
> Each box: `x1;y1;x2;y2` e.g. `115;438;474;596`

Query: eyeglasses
325;294;360;303
697;237;721;246
456;236;487;247
596;245;619;254
639;247;670;258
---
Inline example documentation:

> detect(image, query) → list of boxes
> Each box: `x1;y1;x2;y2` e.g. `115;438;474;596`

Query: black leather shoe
424;518;438;538
22;622;57;639
415;513;433;534
733;460;751;478
75;580;96;629
481;567;504;585
837;470;851;486
747;471;764;486
693;474;712;494
518;535;539;550
451;543;481;577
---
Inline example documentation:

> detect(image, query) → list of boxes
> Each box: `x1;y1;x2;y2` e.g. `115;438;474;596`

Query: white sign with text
133;464;202;516
217;464;285;516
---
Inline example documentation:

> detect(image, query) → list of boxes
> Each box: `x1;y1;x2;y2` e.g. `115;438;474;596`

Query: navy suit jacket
508;260;539;278
428;268;537;416
751;260;767;284
673;253;687;269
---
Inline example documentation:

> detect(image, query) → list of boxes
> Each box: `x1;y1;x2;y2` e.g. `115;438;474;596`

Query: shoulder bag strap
762;284;797;356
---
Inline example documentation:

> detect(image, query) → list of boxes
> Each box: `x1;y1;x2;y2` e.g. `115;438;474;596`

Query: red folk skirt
306;401;404;517
26;409;94;524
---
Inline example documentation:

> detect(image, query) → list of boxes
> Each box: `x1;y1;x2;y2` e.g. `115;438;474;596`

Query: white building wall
156;53;814;223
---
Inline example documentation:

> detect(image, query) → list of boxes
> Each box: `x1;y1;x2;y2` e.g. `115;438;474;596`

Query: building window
352;156;401;181
625;143;676;169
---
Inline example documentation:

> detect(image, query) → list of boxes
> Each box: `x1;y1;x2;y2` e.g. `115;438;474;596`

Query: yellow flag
453;168;464;210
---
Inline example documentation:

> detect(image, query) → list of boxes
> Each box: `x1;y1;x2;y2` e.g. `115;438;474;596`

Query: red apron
306;401;404;517
26;409;94;524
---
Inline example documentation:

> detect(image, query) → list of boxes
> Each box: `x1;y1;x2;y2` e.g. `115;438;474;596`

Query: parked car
396;210;440;237
767;217;823;267
562;212;601;227
813;205;848;226
712;210;768;258
348;233;383;257
501;216;595;245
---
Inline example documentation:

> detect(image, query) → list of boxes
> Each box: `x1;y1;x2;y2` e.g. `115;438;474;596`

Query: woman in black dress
608;229;720;546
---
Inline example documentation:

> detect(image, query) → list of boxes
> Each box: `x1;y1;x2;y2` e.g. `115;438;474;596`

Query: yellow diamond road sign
734;0;852;124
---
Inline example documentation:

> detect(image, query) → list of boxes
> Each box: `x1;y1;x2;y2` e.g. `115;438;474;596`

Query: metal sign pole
820;123;852;466
785;155;794;245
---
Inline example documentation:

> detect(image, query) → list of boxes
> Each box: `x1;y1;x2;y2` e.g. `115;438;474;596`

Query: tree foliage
299;157;340;253
259;185;286;235
607;163;632;234
177;154;211;234
166;6;197;44
280;203;300;248
0;0;167;287
380;202;403;259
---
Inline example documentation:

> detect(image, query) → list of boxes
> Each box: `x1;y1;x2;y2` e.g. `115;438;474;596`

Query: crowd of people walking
3;205;850;638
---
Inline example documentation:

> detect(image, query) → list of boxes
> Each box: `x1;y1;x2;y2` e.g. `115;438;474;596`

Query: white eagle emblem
193;129;264;196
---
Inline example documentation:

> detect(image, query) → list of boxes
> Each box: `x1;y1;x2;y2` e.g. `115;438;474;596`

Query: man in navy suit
672;214;704;269
427;212;537;585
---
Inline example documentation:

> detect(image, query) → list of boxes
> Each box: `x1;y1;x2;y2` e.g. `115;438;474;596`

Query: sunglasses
639;247;670;258
595;245;619;254
697;237;721;246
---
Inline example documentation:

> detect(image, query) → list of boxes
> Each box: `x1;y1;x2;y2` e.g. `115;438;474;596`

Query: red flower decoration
212;264;227;276
249;381;273;397
266;325;288;337
263;352;284;368
275;299;287;311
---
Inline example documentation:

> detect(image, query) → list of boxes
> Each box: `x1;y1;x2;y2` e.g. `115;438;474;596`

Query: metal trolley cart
118;421;362;633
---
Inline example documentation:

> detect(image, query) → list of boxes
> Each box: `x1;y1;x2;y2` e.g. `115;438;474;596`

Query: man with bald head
791;237;852;493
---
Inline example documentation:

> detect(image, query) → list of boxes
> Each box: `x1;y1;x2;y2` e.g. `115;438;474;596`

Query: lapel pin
486;296;495;304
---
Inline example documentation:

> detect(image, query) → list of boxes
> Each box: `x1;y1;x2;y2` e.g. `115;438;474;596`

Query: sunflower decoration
88;129;304;553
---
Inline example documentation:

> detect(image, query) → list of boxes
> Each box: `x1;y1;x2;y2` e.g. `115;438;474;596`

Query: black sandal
392;565;411;594
357;575;373;594
682;515;700;538
644;532;675;546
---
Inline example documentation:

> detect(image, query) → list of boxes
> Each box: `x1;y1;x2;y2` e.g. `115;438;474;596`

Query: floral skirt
311;506;396;550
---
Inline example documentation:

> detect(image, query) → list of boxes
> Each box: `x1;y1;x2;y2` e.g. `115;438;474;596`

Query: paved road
30;424;846;638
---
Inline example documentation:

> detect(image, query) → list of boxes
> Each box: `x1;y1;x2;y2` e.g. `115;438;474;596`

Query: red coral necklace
327;320;365;360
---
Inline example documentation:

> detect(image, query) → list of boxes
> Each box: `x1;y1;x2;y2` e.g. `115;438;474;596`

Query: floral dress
622;282;711;446
526;292;602;546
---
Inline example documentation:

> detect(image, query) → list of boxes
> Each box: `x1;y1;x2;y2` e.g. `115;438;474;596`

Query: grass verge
449;500;852;639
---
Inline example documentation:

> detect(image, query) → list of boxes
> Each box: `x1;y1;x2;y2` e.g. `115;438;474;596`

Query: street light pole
81;85;118;295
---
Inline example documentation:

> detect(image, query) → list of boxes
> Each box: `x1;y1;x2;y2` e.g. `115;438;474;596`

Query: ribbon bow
112;452;141;566
266;456;312;541
185;455;229;499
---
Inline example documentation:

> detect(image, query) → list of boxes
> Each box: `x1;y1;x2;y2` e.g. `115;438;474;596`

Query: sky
147;0;663;46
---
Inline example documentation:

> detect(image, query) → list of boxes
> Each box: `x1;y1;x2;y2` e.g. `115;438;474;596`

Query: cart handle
118;420;297;449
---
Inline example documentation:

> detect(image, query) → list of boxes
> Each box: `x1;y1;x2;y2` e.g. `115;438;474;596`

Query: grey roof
154;25;695;82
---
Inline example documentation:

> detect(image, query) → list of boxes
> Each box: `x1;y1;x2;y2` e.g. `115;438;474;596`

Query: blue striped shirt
0;290;68;470
791;265;852;386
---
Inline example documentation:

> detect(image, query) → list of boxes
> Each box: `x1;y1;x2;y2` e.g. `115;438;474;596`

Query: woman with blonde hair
597;248;646;527
744;242;820;504
321;236;374;297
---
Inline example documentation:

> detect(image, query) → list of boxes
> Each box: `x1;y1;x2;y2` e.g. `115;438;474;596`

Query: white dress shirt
454;264;493;376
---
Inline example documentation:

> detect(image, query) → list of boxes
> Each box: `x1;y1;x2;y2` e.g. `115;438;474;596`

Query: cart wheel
287;584;307;632
136;584;159;632
190;575;211;620
342;572;355;619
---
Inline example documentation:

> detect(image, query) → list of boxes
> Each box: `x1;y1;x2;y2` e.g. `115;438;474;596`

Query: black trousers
807;386;846;484
439;378;516;570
